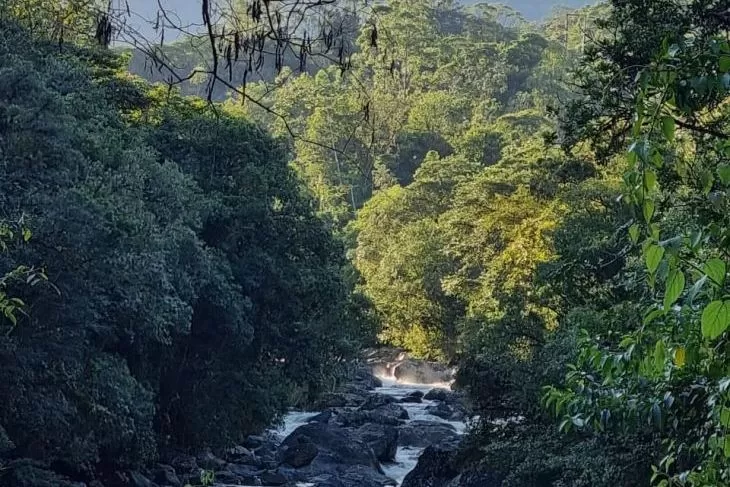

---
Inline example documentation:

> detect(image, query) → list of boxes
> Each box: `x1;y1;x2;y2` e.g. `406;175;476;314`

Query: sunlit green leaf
705;258;726;286
661;116;675;141
664;269;685;310
645;244;665;274
701;300;730;339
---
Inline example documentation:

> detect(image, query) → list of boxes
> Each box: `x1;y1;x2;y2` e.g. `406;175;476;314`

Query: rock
393;360;454;384
335;409;404;428
153;464;181;487
225;463;264;484
355;423;398;463
197;449;226;470
279;422;381;473
400;391;424;403
315;392;366;409
423;389;449;401
352;365;384;390
401;439;460;487
398;421;458;448
0;425;15;455
127;471;157;487
445;468;502;487
310;409;339;424
211;469;243;485
169;454;197;474
243;435;266;449
260;470;288;486
278;437;319;467
225;445;255;463
371;403;409;421
426;402;455;420
360;393;397;411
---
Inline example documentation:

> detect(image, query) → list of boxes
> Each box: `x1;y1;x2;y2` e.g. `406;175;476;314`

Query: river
271;373;468;486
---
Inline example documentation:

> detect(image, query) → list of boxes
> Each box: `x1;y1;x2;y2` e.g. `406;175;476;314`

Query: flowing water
270;373;468;486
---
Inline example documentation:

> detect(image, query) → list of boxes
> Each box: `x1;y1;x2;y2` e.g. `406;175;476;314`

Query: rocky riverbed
99;349;472;487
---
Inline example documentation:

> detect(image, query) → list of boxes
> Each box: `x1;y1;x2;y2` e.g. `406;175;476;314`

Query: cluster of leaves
0;17;373;481
544;0;730;485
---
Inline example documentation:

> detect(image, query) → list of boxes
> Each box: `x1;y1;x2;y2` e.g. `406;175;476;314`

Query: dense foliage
0;14;373;483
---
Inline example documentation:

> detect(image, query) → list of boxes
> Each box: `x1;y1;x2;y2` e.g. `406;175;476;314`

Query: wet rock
260;470;288;486
278;437;319;467
423;389;449;401
225;463;263;484
426;402;455;420
393;360;454;384
211;469;243;485
355;423;398;463
446;468;502;487
169;454;197;474
315;392;366;409
197;449;226;470
401;439;460;487
336;409;404;428
398;421;459;448
400;391;424;403
225;445;254;463
371;403;409;421
127;471;157;487
153;464;181;487
360;393;398;411
279;422;380;473
0;425;15;455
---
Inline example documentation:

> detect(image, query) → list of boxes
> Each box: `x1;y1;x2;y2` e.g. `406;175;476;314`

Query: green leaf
720;55;730;73
628;224;640;244
643;308;665;326
645;244;665;274
661;116;675;141
643;199;655;223
701;300;730;339
654;340;666;369
664;269;685;310
718;164;730;185
644;170;657;191
725;436;730;458
705;258;726;286
720;407;730;427
22;228;31;242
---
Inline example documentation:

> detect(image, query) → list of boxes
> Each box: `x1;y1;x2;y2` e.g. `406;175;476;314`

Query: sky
118;0;595;45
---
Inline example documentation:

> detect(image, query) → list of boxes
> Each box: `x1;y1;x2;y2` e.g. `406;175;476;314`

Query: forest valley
1;0;730;486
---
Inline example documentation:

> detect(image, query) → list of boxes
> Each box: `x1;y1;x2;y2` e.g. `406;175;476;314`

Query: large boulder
355;423;398;462
279;422;381;472
393;360;454;384
335;408;406;428
400;391;424;403
401;439;460;487
277;423;395;487
152;464;181;487
278;436;319;468
398;421;459;448
315;392;367;409
360;393;398;411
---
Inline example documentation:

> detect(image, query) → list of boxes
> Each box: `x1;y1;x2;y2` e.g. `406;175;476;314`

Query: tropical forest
1;0;730;486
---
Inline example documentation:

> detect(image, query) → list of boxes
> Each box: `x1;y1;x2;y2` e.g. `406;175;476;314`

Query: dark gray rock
197;449;226;470
153;464;181;487
4;460;86;487
335;409;404;428
169;454;197;474
225;445;255;463
426;402;455;420
225;463;264;484
445;468;502;487
279;422;381;473
0;424;15;455
127;471;157;487
423;389;449;401
401;440;460;487
260;470;288;486
371;403;409;421
315;392;367;409
278;437;319;467
398;421;459;448
400;391;424;403
393;360;454;384
355;423;398;462
360;393;398;411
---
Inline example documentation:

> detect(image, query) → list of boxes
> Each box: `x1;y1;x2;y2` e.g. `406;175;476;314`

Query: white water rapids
267;373;468;487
